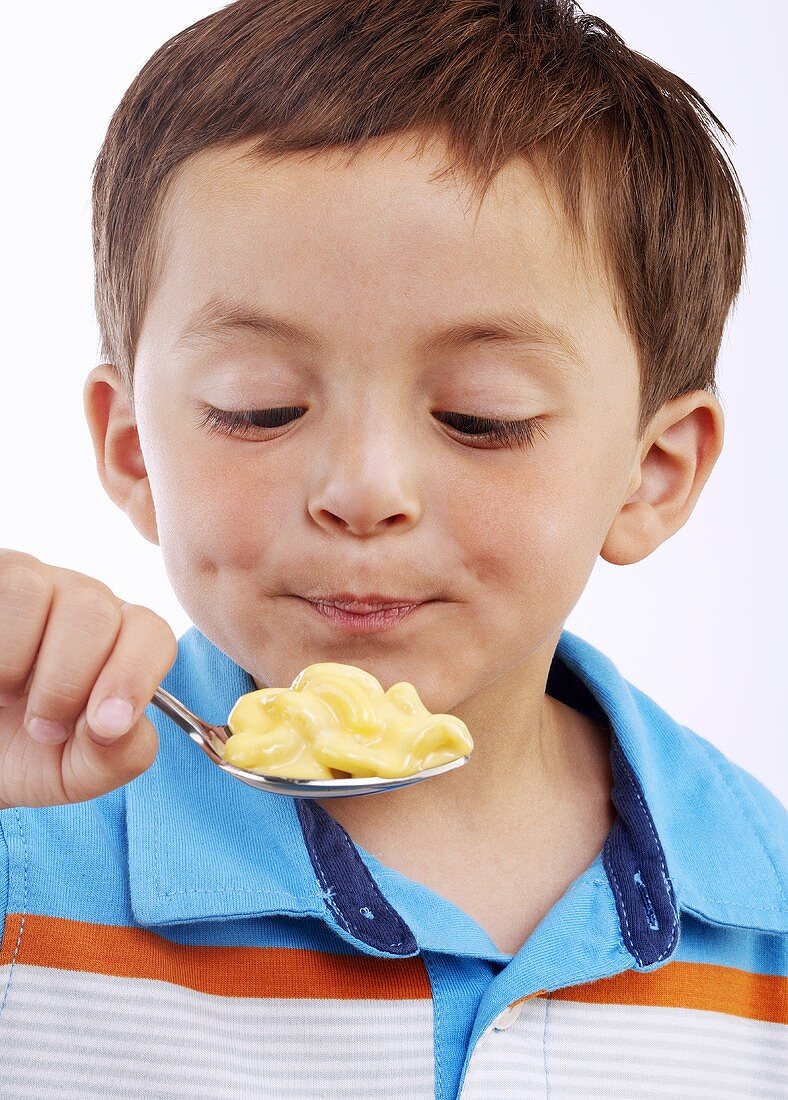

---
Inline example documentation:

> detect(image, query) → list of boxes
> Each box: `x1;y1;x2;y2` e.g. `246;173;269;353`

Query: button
491;1002;523;1031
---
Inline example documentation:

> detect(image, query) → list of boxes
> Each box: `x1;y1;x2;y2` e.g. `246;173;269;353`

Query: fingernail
26;717;70;744
92;697;135;738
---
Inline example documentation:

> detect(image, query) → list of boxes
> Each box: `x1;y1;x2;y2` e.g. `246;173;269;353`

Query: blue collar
550;632;787;938
125;627;787;962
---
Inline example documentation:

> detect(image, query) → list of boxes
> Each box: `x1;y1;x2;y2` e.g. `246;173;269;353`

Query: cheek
151;434;291;575
446;456;596;608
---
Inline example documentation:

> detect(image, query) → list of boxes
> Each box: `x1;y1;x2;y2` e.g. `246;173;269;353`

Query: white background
2;2;786;803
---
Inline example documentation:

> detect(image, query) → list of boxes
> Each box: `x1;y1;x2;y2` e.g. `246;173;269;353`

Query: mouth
300;592;430;612
297;596;429;634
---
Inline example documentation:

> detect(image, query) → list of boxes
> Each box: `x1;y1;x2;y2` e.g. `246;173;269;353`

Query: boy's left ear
600;390;725;566
83;364;160;546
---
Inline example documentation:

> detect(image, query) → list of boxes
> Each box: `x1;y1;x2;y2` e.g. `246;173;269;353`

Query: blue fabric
1;624;786;1100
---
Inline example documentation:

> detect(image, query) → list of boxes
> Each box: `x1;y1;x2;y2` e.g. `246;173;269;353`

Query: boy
1;0;785;1096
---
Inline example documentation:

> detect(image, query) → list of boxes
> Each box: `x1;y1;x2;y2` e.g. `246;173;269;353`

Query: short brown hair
92;0;747;439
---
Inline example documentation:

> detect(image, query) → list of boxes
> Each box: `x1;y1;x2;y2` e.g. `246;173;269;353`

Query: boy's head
84;0;744;717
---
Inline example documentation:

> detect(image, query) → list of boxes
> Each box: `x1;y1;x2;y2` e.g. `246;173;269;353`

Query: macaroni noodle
220;662;474;779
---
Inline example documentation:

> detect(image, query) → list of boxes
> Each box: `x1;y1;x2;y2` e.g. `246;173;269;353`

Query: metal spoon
150;686;470;799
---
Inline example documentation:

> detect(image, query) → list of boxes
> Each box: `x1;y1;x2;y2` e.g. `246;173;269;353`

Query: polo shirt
1;625;786;1099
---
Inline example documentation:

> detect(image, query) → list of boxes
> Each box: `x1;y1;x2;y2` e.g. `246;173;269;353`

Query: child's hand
0;550;178;810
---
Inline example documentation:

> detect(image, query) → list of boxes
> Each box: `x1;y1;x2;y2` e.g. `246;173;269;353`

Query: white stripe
528;1080;776;1100
0;964;435;1100
3;963;429;1035
548;997;785;1040
0;1075;435;1100
460;996;787;1099
1;1063;436;1100
7;1004;430;1057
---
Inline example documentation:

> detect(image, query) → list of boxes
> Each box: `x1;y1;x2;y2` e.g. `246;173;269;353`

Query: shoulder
638;675;787;868
684;725;788;885
555;630;787;932
627;678;787;934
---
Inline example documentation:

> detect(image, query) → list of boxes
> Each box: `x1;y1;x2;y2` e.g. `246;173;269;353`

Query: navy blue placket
296;799;418;956
603;735;680;968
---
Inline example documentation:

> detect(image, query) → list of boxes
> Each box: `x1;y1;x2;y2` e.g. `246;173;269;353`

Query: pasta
220;662;474;779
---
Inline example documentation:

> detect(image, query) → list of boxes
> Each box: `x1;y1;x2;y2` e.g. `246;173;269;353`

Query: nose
306;418;423;537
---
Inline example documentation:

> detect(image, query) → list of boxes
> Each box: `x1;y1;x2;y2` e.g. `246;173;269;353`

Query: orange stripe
548;962;787;1024
4;915;784;1022
0;913;431;1000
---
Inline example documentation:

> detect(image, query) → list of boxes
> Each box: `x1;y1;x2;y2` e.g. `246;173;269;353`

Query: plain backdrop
1;1;786;804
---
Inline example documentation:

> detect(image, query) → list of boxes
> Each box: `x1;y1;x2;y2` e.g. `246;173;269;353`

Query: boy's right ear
83;364;160;546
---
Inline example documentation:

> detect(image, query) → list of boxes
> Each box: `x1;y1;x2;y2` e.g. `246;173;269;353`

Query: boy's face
87;132;712;720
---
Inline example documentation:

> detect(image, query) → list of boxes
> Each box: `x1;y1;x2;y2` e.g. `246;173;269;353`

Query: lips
313;599;417;613
299;597;427;633
303;593;426;613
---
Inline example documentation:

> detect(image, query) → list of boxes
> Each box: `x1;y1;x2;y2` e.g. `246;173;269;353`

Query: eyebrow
175;296;584;371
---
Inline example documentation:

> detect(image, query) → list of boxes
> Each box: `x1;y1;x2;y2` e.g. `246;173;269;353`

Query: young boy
1;1;785;1096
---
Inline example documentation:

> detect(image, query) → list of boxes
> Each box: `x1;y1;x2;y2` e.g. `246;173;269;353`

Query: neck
316;681;609;851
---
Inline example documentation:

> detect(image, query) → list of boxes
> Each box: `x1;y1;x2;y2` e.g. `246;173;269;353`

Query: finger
63;708;160;803
23;581;122;745
0;552;54;705
83;602;178;746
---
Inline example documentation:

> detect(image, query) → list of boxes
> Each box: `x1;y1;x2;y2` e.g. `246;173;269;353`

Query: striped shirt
1;626;786;1098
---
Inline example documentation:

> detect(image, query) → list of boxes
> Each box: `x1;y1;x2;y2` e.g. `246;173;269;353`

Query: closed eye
436;411;549;449
195;405;549;450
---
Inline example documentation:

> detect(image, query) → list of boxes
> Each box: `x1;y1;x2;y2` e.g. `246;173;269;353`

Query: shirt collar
125;626;786;961
125;626;418;957
552;631;787;937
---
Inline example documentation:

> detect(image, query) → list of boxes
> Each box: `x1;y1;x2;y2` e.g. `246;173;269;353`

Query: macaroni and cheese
220;662;474;780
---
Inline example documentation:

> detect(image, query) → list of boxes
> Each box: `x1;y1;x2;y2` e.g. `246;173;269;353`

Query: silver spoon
150;686;470;799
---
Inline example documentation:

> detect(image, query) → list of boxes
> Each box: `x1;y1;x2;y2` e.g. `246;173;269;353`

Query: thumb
68;709;160;799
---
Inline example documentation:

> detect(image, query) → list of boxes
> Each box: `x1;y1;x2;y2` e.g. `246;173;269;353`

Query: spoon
149;686;470;799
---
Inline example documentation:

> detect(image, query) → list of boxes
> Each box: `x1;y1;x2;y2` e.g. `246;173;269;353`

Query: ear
600;391;725;566
83;364;160;546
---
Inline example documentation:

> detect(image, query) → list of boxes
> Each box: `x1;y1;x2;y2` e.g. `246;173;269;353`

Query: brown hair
92;0;747;439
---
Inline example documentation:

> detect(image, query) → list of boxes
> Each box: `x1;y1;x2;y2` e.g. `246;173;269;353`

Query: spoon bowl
150;686;469;798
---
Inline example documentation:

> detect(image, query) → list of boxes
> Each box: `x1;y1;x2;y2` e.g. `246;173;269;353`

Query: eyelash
196;404;550;450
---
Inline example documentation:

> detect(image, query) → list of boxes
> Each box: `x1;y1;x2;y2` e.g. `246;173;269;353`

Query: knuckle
90;609;178;708
31;653;96;700
0;655;32;685
0;550;41;569
34;672;90;710
122;661;173;700
119;601;159;623
64;586;122;635
157;621;179;667
102;652;158;697
121;604;178;666
0;556;49;600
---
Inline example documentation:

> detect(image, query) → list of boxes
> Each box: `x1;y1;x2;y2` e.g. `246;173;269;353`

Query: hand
0;550;178;809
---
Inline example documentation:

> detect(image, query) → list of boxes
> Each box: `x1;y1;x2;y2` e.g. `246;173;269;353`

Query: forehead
157;133;591;287
143;133;633;382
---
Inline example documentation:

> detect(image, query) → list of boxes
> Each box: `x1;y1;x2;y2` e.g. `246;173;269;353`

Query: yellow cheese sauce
220;662;474;780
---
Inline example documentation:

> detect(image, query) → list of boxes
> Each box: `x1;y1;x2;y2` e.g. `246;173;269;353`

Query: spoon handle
149;687;205;735
149;687;227;763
